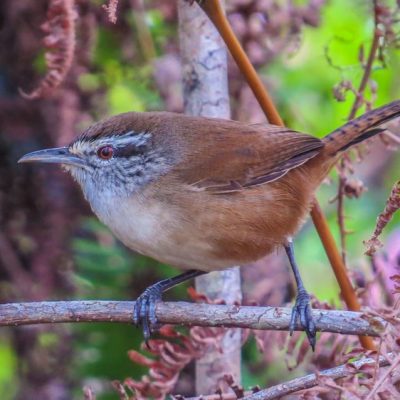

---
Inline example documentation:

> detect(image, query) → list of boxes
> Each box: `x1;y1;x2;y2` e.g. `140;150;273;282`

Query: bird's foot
133;270;205;342
289;288;316;350
133;284;163;342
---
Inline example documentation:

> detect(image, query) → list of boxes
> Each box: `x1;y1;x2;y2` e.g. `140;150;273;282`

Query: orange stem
197;0;375;350
310;202;374;350
199;0;283;126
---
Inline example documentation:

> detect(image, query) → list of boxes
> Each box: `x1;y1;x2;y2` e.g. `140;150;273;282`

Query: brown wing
172;118;324;194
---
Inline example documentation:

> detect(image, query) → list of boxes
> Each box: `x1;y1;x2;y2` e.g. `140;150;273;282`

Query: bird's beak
18;147;86;167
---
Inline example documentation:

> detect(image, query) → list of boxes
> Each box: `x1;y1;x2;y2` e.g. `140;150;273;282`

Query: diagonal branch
0;300;383;337
181;353;392;400
243;353;392;400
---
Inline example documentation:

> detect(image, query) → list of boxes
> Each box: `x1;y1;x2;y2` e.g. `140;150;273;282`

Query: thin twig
242;353;392;400
365;353;400;400
0;301;384;337
347;0;381;121
337;168;348;261
337;0;382;262
177;391;255;400
381;130;400;145
181;354;393;400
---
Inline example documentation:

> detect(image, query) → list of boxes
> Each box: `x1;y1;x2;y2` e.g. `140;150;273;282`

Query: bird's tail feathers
322;100;400;156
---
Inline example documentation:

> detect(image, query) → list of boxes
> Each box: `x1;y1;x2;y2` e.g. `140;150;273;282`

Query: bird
19;100;400;349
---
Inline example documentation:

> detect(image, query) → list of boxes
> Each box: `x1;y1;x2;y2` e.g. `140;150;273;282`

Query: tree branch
180;353;392;400
243;353;392;400
0;301;383;337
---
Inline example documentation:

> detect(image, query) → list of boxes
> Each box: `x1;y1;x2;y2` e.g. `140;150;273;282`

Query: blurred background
0;0;399;399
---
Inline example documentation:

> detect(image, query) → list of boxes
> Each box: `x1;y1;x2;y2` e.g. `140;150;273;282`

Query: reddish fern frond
20;0;76;100
364;181;400;256
102;0;119;24
83;386;97;400
299;287;400;399
121;325;227;399
118;290;231;399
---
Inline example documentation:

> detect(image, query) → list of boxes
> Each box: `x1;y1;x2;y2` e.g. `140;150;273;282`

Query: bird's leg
284;240;317;350
133;269;206;341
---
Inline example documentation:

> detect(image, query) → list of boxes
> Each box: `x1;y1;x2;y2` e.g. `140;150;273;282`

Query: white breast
89;192;169;253
87;191;223;271
69;146;221;268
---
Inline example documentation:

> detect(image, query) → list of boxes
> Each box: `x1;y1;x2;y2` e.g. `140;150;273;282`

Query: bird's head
19;112;174;204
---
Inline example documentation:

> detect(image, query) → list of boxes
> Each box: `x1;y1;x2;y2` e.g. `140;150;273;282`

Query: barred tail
322;100;400;156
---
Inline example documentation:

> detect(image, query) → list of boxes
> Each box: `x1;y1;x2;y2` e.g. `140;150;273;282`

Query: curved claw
133;286;163;342
289;289;317;351
132;270;204;342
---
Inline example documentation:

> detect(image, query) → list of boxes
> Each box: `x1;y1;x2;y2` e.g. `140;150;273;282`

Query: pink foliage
20;0;76;99
116;289;231;399
365;181;400;256
102;0;119;24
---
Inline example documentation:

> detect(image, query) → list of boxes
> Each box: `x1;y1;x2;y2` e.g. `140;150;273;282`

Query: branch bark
181;353;392;400
243;353;392;400
0;301;383;337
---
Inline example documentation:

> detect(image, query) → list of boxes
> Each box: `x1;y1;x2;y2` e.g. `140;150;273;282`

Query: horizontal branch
0;301;384;337
182;353;392;400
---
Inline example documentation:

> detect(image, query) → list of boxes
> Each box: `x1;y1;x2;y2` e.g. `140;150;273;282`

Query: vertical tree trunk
177;0;242;395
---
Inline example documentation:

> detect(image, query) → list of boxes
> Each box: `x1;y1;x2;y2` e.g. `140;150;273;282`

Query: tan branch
242;353;392;400
180;354;393;400
0;301;383;337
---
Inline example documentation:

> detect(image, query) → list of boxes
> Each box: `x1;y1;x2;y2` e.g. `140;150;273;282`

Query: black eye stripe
114;144;146;158
75;142;147;160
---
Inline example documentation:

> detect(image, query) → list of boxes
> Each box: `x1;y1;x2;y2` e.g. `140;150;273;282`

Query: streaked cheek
65;165;87;186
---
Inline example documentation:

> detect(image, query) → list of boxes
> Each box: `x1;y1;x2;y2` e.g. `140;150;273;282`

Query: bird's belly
91;194;232;271
90;170;315;272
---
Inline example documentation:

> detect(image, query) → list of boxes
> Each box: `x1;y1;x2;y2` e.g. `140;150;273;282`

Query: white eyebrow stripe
69;131;153;157
97;132;152;148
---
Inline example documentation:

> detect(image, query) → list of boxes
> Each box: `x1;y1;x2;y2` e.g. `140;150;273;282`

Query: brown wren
19;100;400;348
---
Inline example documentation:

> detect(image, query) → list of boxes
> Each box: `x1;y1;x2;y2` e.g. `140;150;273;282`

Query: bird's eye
97;145;114;160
